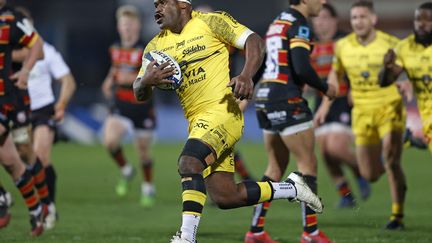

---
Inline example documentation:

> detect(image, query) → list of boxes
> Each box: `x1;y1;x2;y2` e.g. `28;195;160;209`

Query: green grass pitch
0;142;431;243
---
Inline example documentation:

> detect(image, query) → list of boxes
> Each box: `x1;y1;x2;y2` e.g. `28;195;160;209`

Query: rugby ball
142;50;182;90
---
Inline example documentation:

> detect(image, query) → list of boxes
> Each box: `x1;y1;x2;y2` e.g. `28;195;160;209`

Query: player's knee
178;156;205;174
178;139;214;174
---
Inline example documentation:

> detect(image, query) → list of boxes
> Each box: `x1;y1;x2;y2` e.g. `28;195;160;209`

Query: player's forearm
240;33;265;79
12;48;30;62
22;36;44;73
291;47;328;93
57;73;76;108
380;65;403;87
133;77;153;101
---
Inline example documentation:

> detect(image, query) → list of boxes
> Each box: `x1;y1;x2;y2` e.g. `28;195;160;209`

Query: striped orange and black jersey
109;41;145;103
259;8;317;102
310;32;348;97
0;6;40;99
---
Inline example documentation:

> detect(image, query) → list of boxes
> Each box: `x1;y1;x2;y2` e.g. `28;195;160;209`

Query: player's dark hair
351;0;375;13
289;0;301;6
322;3;338;18
418;2;432;11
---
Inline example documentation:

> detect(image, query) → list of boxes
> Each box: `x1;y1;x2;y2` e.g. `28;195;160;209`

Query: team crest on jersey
130;51;141;63
297;26;310;40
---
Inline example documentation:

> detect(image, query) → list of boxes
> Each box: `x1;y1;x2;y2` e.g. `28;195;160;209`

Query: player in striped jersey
245;0;335;242
0;0;45;236
102;5;157;207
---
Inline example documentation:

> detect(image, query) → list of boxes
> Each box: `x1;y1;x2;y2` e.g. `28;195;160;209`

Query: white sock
141;182;155;196
180;214;201;242
121;164;133;178
30;204;42;217
271;181;297;199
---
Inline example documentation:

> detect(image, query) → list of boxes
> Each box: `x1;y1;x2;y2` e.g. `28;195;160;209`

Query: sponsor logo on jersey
267;24;285;35
176;40;185;49
297;26;310;40
187;35;204;43
182;45;206;57
280;12;296;22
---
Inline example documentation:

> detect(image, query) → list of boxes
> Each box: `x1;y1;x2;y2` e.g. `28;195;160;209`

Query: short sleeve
332;40;344;73
288;23;312;51
12;11;39;48
45;44;70;79
198;11;254;50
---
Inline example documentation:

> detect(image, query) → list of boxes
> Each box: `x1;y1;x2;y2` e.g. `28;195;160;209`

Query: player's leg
134;131;155;207
0;128;44;236
280;126;332;242
324;132;371;200
14;124;54;229
234;150;255;181
382;131;406;230
245;132;288;243
175;137;320;242
317;133;356;208
103;116;134;196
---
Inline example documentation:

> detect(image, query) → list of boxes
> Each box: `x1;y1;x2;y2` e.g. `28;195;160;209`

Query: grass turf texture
0;142;431;243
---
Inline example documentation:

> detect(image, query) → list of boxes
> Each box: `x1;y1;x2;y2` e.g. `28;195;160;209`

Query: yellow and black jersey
0;6;40;98
395;34;432;115
333;31;401;107
140;10;253;119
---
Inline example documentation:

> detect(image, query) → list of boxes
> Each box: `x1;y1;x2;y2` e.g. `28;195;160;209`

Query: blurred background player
315;0;407;230
310;3;370;208
0;0;46;236
381;1;432;154
134;0;323;242
11;6;76;229
102;5;157;207
245;0;336;242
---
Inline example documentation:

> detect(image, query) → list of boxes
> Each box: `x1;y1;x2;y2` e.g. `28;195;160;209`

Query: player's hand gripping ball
142;50;182;90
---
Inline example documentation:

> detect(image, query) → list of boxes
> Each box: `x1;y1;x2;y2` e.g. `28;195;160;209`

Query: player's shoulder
376;30;400;45
194;10;238;25
335;32;356;48
397;34;415;48
0;6;19;19
42;42;58;55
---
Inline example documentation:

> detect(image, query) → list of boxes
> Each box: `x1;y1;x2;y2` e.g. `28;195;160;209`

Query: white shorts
315;122;352;137
263;121;314;136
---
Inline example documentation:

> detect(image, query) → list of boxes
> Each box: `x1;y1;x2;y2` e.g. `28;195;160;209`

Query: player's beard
414;30;432;46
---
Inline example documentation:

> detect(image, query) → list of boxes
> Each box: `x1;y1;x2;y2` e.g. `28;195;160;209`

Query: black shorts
314;96;351;126
31;103;56;130
111;99;156;130
255;97;313;132
11;90;31;129
0;102;14;134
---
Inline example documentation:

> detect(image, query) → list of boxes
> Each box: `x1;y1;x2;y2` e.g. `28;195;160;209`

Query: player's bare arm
11;36;44;89
133;61;174;101
54;73;77;121
380;49;404;87
314;68;341;126
228;33;265;100
102;67;116;99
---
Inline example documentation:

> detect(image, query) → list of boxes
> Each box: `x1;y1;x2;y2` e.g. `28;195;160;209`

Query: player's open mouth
155;13;163;24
